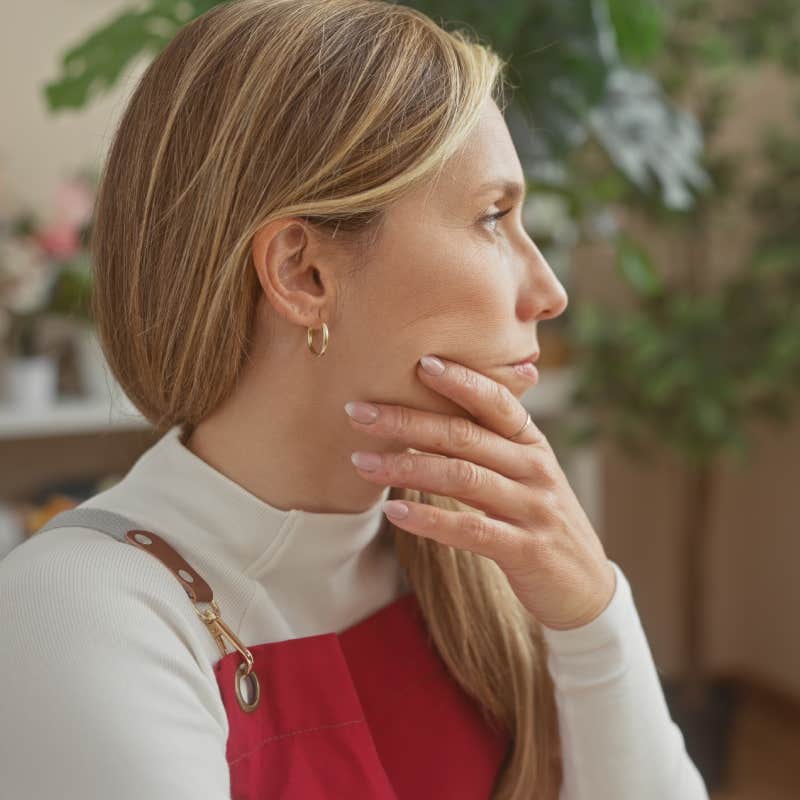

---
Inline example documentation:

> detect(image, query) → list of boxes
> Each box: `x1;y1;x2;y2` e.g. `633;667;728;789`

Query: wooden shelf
0;391;148;440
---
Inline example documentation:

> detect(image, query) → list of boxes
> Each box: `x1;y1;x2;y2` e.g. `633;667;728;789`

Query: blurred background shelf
0;365;581;440
0;364;603;559
0;392;148;439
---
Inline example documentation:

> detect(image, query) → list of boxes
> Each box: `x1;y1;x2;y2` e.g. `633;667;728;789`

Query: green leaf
43;0;222;110
615;236;664;298
607;0;665;64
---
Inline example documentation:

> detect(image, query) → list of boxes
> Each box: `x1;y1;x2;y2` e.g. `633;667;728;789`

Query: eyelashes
480;207;513;234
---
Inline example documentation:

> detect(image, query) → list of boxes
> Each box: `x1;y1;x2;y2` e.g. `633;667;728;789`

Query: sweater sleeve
541;560;709;800
0;528;232;800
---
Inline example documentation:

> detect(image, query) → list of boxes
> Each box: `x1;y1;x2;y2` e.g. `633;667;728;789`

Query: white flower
0;238;58;315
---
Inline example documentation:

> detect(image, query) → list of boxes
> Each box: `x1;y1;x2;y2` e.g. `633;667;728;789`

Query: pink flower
54;178;94;228
34;219;81;260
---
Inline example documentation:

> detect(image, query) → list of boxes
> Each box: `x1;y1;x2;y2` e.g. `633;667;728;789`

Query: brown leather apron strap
123;527;214;603
35;507;256;676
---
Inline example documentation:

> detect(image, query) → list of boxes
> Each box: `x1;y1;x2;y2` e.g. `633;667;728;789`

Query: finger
346;402;534;480
416;356;544;446
353;449;534;523
380;498;523;566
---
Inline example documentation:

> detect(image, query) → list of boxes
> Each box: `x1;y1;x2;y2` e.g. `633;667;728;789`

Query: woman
0;1;709;798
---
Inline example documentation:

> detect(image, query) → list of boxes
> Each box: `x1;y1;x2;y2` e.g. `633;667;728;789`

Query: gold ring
508;412;532;440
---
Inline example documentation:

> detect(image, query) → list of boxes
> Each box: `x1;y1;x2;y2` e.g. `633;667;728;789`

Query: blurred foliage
41;0;800;470
48;250;93;323
570;233;800;467
567;0;800;468
606;0;665;65
43;0;707;211
42;0;219;110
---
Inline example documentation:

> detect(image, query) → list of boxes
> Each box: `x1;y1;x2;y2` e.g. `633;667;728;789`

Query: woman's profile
0;1;709;798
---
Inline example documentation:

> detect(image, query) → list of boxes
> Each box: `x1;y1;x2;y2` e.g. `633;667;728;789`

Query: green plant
566;0;800;713
0;171;96;357
43;0;707;210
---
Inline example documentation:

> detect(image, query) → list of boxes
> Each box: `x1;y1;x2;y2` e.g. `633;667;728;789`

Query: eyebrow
475;178;527;203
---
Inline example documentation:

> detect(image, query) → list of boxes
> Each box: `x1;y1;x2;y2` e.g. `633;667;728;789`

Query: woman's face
218;95;572;512
332;96;569;422
251;95;569;433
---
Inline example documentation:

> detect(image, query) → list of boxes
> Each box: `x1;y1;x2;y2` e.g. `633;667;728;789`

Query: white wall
0;0;149;212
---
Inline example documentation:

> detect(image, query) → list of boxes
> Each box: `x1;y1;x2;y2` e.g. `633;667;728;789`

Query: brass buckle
194;599;261;713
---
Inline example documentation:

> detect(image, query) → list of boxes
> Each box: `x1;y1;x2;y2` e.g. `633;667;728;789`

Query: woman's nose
539;277;569;320
525;246;569;321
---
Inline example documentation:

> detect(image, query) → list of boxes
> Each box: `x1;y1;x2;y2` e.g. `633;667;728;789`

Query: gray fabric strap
35;507;145;542
34;506;238;663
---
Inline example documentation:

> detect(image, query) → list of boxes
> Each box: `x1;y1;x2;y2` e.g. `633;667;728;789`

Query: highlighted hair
91;2;562;796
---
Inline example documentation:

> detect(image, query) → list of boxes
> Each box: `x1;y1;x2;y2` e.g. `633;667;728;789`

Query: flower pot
661;675;740;793
2;354;59;409
74;322;114;399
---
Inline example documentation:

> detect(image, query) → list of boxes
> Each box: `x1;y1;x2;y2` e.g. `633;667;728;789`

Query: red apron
36;510;512;799
216;589;511;799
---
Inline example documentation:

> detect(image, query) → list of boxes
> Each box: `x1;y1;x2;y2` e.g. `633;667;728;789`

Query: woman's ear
250;217;333;329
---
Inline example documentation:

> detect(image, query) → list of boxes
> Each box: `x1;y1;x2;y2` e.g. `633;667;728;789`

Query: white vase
2;354;59;409
74;322;115;400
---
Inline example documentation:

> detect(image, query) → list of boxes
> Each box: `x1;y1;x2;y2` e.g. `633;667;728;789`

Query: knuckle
516;486;560;532
421;504;441;528
395;452;417;474
447;415;481;450
523;451;557;489
536;489;562;524
461;368;483;395
462;511;495;549
452;458;484;490
390;405;414;436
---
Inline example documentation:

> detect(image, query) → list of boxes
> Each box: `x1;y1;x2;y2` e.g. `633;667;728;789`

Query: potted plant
42;169;109;398
562;0;800;790
0;221;61;409
0;169;104;406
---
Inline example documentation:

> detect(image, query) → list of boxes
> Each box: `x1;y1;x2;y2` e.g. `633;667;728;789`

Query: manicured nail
382;500;409;520
344;401;380;424
351;451;382;471
420;355;445;375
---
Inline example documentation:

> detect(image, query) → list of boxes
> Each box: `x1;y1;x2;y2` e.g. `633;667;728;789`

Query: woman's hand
344;354;617;631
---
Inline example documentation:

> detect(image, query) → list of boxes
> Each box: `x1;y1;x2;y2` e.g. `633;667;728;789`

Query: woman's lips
505;360;539;383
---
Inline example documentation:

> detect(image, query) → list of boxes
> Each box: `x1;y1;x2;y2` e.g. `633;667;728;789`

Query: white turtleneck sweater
0;424;708;800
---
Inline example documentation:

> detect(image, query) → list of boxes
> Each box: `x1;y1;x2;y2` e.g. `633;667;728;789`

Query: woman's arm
541;560;710;800
0;528;232;800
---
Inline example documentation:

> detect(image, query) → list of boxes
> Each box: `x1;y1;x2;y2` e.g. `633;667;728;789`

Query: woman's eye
481;207;512;234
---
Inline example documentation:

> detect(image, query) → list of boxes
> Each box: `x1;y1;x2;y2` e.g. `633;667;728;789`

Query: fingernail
382;500;409;519
420;355;445;375
351;451;383;471
345;401;380;424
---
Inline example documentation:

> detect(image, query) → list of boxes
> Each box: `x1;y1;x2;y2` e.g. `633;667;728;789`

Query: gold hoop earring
306;321;329;356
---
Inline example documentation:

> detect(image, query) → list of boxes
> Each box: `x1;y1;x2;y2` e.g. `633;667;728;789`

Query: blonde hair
90;1;562;796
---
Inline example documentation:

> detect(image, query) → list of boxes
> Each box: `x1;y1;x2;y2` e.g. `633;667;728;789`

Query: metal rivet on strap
177;569;194;583
133;533;153;546
235;662;261;713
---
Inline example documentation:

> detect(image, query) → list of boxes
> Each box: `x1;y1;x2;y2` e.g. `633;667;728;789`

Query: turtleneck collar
123;424;394;575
